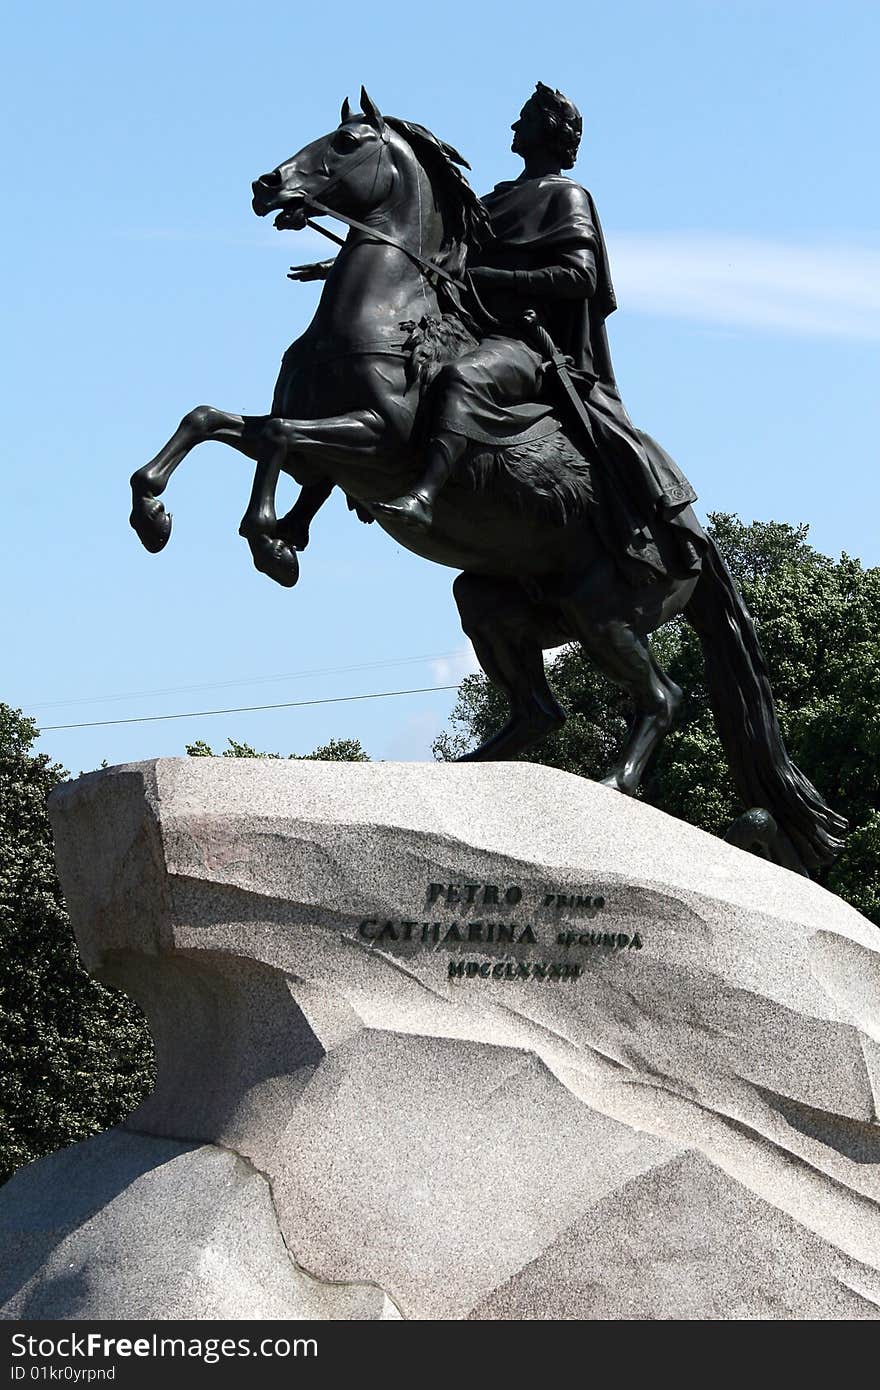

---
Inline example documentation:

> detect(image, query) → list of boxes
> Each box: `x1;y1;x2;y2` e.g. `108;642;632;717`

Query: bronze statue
130;85;846;875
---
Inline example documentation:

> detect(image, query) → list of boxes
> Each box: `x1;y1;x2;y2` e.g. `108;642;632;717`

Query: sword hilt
521;309;562;365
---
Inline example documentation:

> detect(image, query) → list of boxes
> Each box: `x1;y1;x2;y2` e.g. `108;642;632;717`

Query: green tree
0;706;154;1185
434;515;880;922
186;736;371;761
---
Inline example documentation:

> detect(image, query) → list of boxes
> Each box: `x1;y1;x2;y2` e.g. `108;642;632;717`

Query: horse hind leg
452;574;566;762
565;607;682;795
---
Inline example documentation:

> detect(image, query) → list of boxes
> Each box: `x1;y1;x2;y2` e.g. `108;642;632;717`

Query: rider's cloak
478;175;703;580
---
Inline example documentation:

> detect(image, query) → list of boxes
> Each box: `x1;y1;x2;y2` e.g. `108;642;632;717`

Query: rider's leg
371;431;468;529
371;339;542;531
452;574;567;761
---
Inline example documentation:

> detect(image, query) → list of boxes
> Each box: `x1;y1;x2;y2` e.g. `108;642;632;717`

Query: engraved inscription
349;880;639;983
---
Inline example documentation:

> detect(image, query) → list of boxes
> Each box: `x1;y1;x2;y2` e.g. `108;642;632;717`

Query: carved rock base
2;759;880;1320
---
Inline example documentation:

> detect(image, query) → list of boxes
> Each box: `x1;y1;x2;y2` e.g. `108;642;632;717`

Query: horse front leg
237;410;385;587
276;478;334;551
130;406;268;552
237;429;302;588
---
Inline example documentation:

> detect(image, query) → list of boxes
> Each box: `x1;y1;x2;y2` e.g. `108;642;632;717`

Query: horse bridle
294;127;469;292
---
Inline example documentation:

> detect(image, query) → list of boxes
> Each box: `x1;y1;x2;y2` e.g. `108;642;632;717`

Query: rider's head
512;83;582;169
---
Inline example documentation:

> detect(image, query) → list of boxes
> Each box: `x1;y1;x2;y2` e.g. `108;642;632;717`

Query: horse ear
340;96;352;123
360;86;385;131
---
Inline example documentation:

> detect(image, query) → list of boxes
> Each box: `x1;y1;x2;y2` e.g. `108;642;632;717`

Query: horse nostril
258;170;283;189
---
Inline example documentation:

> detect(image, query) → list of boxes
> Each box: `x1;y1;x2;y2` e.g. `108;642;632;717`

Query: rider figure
372;82;598;532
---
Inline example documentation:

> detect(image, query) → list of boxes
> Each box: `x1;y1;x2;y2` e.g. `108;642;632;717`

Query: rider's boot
371;433;467;530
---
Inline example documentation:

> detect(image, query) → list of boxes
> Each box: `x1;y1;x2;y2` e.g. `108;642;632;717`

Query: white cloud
610;233;880;340
122;225;880;339
430;643;480;685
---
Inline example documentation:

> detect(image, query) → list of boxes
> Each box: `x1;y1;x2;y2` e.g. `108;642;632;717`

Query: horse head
251;87;400;232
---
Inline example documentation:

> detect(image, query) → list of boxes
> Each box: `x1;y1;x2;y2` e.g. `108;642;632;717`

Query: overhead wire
24;649;467;711
40;683;463;732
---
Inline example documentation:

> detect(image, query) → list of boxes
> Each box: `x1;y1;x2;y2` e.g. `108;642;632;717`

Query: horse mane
384;116;491;270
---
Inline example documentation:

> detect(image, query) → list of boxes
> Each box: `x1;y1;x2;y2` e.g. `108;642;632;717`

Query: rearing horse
130;90;845;875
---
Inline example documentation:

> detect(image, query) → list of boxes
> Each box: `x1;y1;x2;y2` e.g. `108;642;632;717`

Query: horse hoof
600;770;630;794
248;535;300;588
130;494;172;553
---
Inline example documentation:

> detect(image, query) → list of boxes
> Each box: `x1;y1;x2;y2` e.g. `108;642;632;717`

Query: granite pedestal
3;759;880;1320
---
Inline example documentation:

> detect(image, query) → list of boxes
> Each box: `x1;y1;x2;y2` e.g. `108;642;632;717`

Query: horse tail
684;537;847;873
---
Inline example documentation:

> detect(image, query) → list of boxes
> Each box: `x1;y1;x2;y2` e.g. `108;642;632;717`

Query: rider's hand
287;259;335;283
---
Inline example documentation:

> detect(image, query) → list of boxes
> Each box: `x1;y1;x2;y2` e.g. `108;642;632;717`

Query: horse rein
303;195;467;292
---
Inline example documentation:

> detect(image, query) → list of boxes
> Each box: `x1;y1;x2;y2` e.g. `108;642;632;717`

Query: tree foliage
0;714;371;1186
434;515;880;922
0;706;154;1185
186;736;371;761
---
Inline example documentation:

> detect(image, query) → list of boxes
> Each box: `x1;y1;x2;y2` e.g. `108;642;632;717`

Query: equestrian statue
130;83;846;876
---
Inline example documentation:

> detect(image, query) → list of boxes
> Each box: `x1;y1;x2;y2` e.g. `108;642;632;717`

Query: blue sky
4;0;878;773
